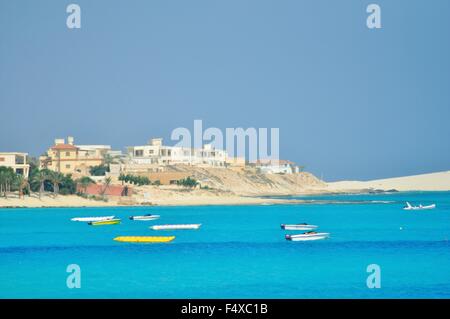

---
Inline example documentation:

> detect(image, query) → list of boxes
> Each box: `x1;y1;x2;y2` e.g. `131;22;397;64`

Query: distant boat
403;202;436;210
114;236;175;243
285;231;330;241
150;224;201;230
129;214;160;221
71;216;115;222
281;223;318;231
88;218;121;226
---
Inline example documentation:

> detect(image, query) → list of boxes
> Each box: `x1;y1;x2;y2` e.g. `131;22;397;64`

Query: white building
126;138;227;167
0;152;30;177
255;159;299;174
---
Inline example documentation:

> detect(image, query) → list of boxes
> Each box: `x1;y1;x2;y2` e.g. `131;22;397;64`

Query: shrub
176;177;199;188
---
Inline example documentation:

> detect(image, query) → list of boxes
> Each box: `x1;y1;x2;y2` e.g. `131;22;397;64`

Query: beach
0;191;302;208
1;170;449;208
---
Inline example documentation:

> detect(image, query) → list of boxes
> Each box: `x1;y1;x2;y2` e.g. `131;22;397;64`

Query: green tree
0;166;15;198
78;176;95;194
176;177;199;188
103;153;117;167
15;174;30;199
32;170;49;199
48;171;64;197
59;174;77;195
89;165;109;176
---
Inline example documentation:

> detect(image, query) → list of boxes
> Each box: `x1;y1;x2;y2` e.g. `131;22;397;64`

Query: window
15;156;24;164
66;164;71;169
0;157;4;162
135;150;144;157
65;152;71;156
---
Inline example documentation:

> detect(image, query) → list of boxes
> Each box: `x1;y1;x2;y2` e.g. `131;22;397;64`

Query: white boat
403;202;436;211
281;223;318;231
129;214;160;221
71;216;115;222
150;224;201;230
285;232;330;241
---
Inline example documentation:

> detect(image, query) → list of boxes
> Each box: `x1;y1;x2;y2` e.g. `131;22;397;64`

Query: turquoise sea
1;191;449;298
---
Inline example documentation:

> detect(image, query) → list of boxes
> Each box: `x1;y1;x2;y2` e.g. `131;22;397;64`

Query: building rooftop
51;144;79;151
0;152;28;156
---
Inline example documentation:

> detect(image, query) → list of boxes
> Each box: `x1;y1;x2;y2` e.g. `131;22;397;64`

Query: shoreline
1;170;449;209
2;189;447;209
0;193;308;209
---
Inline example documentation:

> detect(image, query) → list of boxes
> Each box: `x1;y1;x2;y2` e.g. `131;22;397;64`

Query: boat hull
150;224;201;230
114;236;175;243
71;216;115;222
286;233;330;241
129;215;160;221
281;224;318;230
403;204;436;210
89;219;121;226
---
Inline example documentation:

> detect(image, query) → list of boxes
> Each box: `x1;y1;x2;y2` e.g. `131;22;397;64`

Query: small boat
114;236;175;243
129;214;160;221
88;218;121;226
71;216;115;222
150;224;201;230
285;231;330;241
281;223;318;230
403;202;436;210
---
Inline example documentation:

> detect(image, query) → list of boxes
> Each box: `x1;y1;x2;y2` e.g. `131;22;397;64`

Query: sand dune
326;171;450;192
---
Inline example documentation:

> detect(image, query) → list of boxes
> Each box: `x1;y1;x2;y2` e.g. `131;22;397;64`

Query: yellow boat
113;236;175;243
89;218;121;226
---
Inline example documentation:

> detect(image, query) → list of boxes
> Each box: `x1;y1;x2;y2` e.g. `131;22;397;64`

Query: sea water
0;191;449;298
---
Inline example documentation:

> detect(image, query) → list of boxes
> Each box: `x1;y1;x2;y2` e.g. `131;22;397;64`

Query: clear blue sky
1;0;449;181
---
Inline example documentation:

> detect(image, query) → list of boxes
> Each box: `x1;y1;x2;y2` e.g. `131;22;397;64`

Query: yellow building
0;152;30;177
40;137;109;176
225;156;246;168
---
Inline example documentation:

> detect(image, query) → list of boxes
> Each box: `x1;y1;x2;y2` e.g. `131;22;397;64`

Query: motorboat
403;202;436;210
129;214;160;221
114;236;175;243
150;224;201;230
285;231;330;241
88;218;121;226
281;223;318;230
71;216;115;222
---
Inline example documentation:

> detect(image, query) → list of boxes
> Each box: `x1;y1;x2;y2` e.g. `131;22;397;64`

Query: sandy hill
326;171;450;192
165;165;326;196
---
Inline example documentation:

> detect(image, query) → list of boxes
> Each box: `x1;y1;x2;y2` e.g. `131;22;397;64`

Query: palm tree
0;167;15;198
0;170;6;198
103;154;115;166
78;176;95;194
32;170;49;199
15;175;30;199
100;177;112;200
48;171;64;197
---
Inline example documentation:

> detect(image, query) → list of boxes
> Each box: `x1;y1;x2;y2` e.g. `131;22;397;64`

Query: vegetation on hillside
119;174;152;186
176;177;199;188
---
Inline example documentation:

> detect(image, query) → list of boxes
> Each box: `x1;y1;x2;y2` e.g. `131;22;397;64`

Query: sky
1;0;449;181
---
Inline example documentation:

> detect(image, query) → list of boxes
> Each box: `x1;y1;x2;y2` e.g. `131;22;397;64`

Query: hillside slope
165;165;326;196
